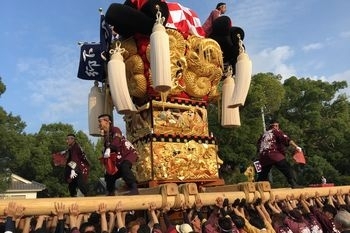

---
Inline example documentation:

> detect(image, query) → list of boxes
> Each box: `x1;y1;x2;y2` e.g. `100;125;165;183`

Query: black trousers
105;160;137;195
68;172;88;197
257;159;296;186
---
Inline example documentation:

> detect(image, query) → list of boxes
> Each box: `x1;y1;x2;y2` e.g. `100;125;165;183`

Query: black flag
100;13;112;61
77;43;105;82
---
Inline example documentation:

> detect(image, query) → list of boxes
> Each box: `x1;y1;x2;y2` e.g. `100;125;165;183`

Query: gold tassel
221;66;241;127
228;35;252;108
108;41;137;114
150;8;172;92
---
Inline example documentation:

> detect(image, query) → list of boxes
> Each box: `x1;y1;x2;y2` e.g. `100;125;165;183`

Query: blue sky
1;0;350;137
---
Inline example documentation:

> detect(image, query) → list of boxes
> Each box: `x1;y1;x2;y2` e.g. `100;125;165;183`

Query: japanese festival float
1;0;350;216
84;0;251;188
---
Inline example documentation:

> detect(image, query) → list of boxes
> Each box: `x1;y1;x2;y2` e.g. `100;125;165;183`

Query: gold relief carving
134;141;152;182
167;29;187;96
150;141;219;181
167;29;186;55
152;101;208;136
182;36;223;100
124;103;152;141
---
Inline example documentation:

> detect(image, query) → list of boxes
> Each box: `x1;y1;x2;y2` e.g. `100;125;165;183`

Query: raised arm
68;203;80;233
53;202;66;233
3;201;25;233
147;202;160;229
314;191;324;208
97;203;108;233
299;193;311;214
20;216;32;233
114;201;126;232
107;210;116;233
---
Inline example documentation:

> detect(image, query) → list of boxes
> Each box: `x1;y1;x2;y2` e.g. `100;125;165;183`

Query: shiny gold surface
119;30;223;101
135;140;220;182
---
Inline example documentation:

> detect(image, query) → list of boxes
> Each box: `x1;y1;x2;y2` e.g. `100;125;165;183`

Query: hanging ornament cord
109;41;125;57
155;5;165;25
237;34;245;54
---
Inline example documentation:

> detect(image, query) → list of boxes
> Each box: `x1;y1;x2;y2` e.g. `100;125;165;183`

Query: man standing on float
64;134;90;197
256;120;303;189
98;114;139;195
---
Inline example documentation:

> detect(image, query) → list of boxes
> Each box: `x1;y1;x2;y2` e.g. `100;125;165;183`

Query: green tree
0;77;30;192
277;77;350;185
0;78;5;95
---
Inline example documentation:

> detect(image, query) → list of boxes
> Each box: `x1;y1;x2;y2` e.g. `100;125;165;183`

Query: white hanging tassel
221;66;241;127
228;34;252;108
150;7;172;92
108;41;137;114
88;81;105;136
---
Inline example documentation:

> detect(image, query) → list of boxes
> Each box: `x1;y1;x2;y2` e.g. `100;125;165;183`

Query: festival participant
334;210;350;233
64;134;90;197
299;194;324;232
312;192;340;232
256;120;303;188
187;197;205;233
281;196;312;232
98;114;139;195
3;202;25;233
202;2;227;37
209;15;244;73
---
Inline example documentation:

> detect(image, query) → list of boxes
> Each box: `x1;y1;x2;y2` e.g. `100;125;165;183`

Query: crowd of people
2;191;350;233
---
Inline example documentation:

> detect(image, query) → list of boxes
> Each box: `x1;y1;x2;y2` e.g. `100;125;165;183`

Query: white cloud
328;70;350;83
302;43;323;52
251;46;296;79
340;31;350;38
311;70;350;84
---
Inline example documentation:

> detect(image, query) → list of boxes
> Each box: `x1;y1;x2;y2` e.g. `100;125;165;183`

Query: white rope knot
109;41;125;55
224;65;233;78
155;7;165;25
237;34;245;54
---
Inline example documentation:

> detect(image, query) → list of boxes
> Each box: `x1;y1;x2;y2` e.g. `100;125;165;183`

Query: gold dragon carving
119;29;223;101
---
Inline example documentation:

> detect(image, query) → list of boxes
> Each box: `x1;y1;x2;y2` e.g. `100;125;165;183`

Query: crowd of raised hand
1;190;350;233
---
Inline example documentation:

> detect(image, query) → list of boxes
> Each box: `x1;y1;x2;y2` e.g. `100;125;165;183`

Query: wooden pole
269;186;350;200
1;184;350;216
0;195;169;216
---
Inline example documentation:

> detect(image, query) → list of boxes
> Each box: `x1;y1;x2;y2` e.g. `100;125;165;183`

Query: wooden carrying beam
1;183;350;216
